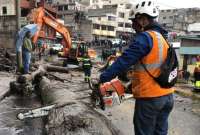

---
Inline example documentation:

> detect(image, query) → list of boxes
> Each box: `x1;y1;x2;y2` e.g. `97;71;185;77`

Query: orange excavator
30;7;96;63
31;7;71;56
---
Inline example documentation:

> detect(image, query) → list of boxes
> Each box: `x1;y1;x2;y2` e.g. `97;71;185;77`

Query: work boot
84;77;88;82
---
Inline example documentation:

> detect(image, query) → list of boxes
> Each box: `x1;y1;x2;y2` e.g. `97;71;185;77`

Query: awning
180;47;200;54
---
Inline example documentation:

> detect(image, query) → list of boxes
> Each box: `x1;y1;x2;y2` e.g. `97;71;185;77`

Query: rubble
0;48;16;72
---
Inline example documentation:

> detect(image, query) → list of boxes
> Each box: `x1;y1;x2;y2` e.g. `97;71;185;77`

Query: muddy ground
0;72;44;135
25;59;199;135
0;51;200;134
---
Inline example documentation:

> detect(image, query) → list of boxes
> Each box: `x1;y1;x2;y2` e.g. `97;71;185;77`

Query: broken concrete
0;48;16;72
0;72;15;100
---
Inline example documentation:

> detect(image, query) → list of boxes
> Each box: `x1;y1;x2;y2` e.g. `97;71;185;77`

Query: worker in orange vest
99;1;174;135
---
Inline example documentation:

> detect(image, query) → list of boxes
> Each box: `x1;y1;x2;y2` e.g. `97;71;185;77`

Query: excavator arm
32;7;71;53
32;7;44;44
43;16;71;48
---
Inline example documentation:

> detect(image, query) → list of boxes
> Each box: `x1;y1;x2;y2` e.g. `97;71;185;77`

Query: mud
0;48;16;72
0;95;44;135
0;71;44;135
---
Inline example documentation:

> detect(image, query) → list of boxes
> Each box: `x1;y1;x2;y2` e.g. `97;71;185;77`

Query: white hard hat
129;1;159;19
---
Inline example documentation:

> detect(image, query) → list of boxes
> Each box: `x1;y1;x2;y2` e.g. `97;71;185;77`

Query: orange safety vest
130;31;174;98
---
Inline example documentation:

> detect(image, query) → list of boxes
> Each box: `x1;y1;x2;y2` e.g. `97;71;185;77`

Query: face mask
132;19;143;33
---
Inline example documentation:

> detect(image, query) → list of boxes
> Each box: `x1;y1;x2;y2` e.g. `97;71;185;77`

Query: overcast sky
129;0;200;9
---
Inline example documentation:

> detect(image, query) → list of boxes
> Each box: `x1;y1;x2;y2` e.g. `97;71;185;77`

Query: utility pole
16;0;23;73
16;0;21;30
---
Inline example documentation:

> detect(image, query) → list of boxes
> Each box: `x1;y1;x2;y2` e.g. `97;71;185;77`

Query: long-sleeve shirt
23;37;32;52
100;22;168;83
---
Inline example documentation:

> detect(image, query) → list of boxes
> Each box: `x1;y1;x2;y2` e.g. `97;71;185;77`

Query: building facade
87;3;133;41
0;0;17;48
53;0;93;41
53;0;134;42
0;0;16;16
179;36;200;72
88;13;117;40
159;8;200;33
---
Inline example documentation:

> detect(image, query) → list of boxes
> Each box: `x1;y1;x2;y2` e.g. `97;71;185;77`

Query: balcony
92;20;117;27
92;29;115;37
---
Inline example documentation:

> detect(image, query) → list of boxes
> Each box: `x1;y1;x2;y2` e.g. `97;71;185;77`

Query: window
101;25;107;30
108;26;114;31
46;0;52;4
163;17;166;19
118;22;124;27
2;6;7;15
125;4;131;9
108;16;115;21
125;23;132;28
58;6;63;11
167;10;171;12
93;24;100;29
118;12;125;18
64;5;68;10
69;5;75;10
169;16;173;19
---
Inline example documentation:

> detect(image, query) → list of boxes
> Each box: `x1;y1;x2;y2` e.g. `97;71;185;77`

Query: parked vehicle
50;43;63;54
111;38;126;47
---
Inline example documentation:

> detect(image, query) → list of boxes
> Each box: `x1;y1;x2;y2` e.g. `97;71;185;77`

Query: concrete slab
0;72;15;100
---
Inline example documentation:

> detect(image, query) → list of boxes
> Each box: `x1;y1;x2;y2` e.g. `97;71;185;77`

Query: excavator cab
69;41;88;59
62;41;88;65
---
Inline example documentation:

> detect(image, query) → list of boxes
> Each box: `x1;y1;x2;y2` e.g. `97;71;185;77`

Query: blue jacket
100;22;168;83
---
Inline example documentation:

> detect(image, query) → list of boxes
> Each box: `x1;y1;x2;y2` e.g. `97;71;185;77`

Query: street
100;94;200;135
0;1;200;134
0;69;200;135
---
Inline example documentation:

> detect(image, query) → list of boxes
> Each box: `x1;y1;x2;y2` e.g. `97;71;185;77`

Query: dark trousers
84;68;91;81
22;50;31;74
134;94;174;135
194;72;200;81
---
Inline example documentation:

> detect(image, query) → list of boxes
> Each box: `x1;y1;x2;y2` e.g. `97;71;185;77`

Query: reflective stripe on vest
196;62;200;67
134;31;164;71
83;58;91;66
131;31;174;98
84;64;91;66
84;58;90;61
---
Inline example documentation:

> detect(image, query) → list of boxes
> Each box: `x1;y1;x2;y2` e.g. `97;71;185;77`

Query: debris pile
0;48;16;72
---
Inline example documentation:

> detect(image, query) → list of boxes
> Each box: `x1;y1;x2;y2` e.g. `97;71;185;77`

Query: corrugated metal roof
188;23;200;32
180;47;200;54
